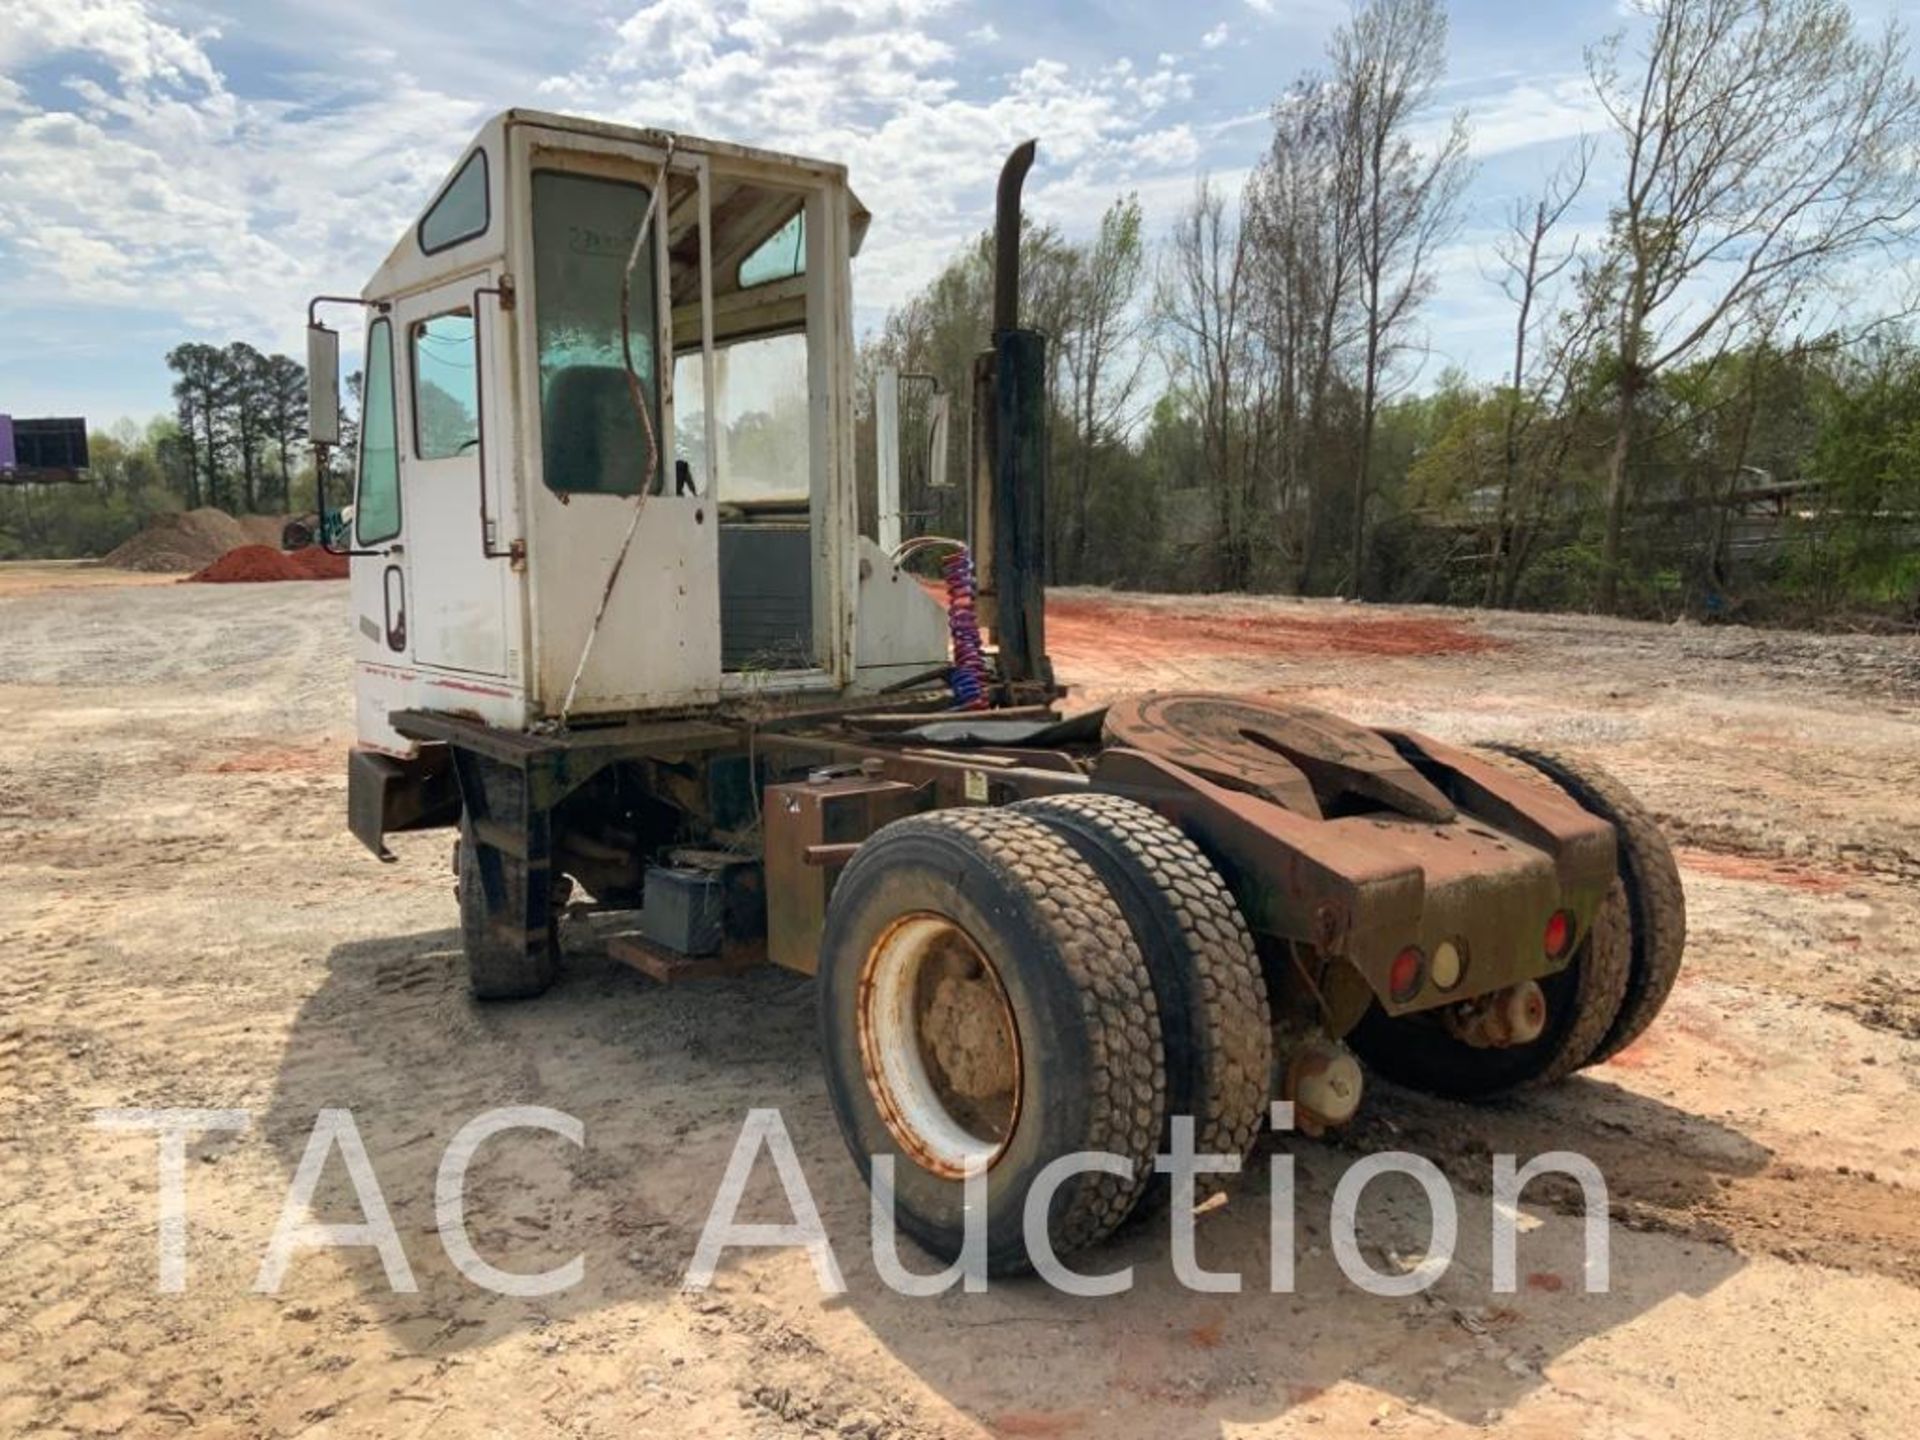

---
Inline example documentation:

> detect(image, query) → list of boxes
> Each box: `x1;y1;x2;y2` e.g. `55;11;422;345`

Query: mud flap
347;744;461;861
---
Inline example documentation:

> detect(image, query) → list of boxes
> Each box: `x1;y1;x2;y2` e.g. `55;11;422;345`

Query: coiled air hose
892;536;991;711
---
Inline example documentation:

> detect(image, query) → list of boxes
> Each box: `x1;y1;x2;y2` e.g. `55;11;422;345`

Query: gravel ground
2;564;1917;1439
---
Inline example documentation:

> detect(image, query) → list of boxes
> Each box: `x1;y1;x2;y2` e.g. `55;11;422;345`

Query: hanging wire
617;137;673;497
555;136;677;727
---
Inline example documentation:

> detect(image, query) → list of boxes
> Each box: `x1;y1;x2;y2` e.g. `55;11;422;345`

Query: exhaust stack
993;140;1036;335
973;140;1051;690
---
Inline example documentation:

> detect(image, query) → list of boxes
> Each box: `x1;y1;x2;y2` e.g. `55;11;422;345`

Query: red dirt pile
1050;596;1500;660
186;544;348;583
293;547;349;579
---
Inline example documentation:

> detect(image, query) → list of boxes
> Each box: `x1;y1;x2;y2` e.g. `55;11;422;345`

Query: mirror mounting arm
306;295;393;559
306;294;388;327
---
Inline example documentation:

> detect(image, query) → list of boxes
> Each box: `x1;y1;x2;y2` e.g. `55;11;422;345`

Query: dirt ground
3;564;1918;1439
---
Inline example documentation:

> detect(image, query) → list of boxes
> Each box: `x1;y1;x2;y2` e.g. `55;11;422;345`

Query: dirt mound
237;514;292;546
292;546;348;579
185;543;350;583
103;507;251;573
185;545;302;583
1051;596;1500;660
188;545;305;582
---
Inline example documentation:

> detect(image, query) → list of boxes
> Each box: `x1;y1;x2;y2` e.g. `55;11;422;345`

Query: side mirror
928;392;950;491
307;323;341;448
875;367;901;553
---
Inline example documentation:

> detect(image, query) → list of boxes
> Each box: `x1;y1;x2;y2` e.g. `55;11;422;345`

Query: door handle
383;564;407;653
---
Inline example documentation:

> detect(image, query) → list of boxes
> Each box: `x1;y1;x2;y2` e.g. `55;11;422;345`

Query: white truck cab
311;109;947;757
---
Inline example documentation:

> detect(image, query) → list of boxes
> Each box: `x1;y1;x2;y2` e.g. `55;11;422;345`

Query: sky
1;0;1916;428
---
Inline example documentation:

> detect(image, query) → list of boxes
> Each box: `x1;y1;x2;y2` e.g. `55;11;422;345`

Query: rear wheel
1485;744;1687;1065
817;808;1166;1274
1014;793;1271;1194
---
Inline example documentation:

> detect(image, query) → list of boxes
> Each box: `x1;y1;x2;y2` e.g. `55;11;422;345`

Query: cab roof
362;108;869;305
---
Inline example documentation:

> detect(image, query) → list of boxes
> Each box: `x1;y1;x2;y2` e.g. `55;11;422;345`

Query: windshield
530;168;660;496
673;331;811;505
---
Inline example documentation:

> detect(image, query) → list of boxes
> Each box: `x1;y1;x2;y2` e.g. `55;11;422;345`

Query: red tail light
1389;945;1425;1003
1544;910;1573;959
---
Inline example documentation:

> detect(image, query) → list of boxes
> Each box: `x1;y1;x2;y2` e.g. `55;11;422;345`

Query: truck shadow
263;926;1757;1433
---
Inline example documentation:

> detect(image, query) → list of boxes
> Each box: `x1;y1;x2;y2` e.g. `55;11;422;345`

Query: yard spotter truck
307;110;1687;1274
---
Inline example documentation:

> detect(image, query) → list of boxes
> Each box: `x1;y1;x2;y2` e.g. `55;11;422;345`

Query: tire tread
457;819;558;1001
1016;793;1271;1169
1486;744;1686;1065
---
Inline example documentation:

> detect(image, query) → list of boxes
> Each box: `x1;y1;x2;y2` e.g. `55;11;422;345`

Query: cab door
510;124;720;717
393;278;509;677
348;314;414;749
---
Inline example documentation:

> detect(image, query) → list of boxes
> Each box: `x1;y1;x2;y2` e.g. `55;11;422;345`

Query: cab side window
355;318;401;545
419;149;488;255
411;312;479;459
738;209;804;288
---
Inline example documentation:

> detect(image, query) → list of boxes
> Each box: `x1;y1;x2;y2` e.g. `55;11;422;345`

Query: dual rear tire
816;800;1271;1274
1015;794;1273;1183
1490;745;1687;1067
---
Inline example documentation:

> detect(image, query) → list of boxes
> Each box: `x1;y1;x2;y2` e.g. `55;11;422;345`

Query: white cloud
6;0;1631;416
0;0;486;361
0;0;1217;409
543;1;1205;314
0;0;218;88
1456;73;1611;157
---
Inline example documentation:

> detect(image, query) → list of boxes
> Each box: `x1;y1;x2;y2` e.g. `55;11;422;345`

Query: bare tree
1156;177;1263;589
1588;0;1920;610
1056;194;1149;580
1485;139;1597;606
1245;76;1364;590
1332;0;1472;598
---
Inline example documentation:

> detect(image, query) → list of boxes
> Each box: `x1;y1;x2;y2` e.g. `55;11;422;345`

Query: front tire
456;816;559;1001
817;808;1166;1275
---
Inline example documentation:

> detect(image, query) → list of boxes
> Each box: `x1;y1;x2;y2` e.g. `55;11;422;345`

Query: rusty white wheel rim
856;912;1022;1179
